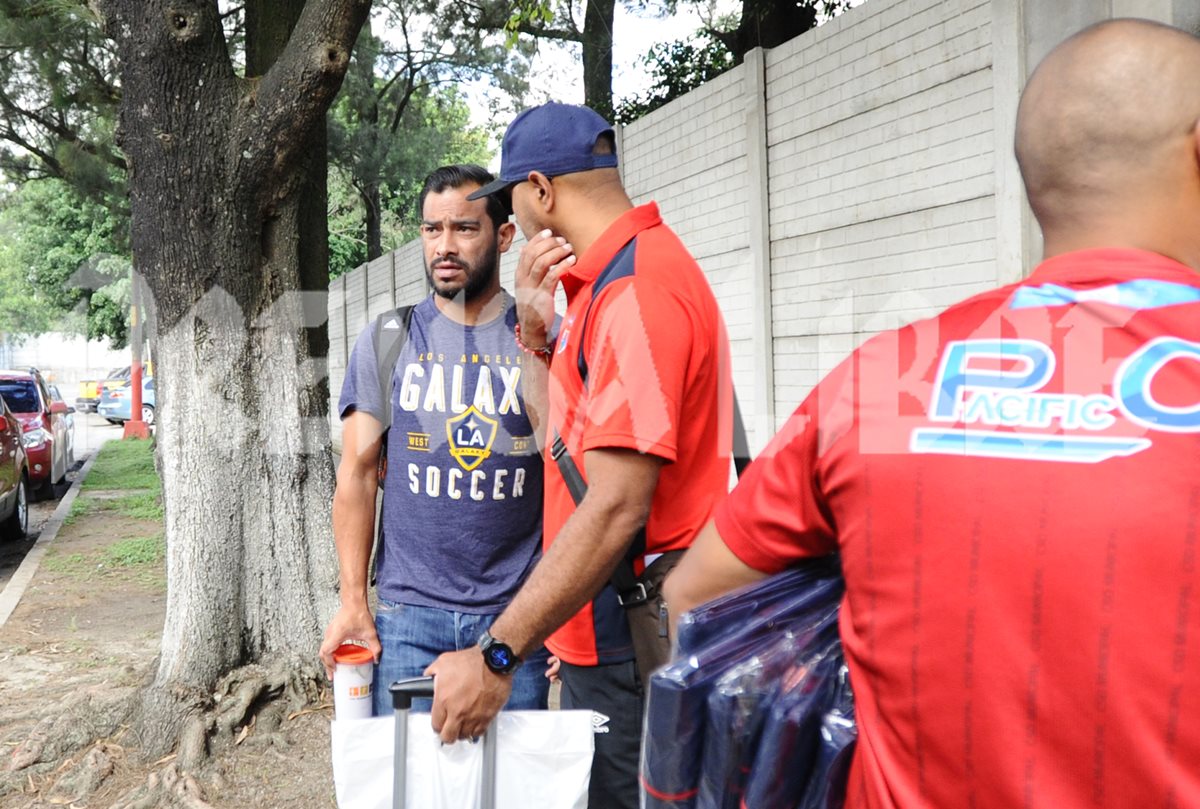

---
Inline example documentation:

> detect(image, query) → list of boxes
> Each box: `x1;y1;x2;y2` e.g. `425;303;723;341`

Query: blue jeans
371;599;551;716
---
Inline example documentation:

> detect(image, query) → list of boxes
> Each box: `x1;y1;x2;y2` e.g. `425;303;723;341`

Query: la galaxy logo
445;405;498;471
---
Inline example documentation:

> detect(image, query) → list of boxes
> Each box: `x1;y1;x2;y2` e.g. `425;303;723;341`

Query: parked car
48;385;76;468
97;377;155;426
0;395;29;539
0;368;68;500
76;362;152;413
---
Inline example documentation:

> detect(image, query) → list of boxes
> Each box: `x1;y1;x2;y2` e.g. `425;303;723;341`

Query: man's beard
426;248;498;302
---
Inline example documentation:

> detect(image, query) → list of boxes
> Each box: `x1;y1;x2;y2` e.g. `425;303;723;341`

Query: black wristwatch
478;630;522;675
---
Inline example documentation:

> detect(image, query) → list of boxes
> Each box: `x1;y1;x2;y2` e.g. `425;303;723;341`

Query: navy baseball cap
467;103;618;200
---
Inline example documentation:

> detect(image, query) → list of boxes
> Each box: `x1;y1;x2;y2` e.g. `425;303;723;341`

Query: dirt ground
0;492;339;809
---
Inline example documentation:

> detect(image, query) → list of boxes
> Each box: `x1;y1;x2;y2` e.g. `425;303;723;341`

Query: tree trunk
363;181;383;261
98;0;367;759
582;0;615;120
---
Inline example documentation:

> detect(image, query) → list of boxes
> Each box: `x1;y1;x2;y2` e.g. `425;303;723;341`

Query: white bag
330;710;594;809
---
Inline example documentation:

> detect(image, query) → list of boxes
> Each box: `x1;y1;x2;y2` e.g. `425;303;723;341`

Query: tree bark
363;181;383;261
582;0;615;120
96;0;368;758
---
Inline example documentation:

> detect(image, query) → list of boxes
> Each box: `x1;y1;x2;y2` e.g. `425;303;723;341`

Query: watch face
486;644;514;671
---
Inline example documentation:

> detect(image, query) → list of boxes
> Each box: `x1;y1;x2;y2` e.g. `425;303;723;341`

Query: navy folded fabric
697;627;836;809
642;576;843;809
798;663;857;809
675;558;841;656
741;639;844;809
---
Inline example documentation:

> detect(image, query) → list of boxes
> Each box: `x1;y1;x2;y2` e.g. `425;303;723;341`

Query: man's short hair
417;165;509;230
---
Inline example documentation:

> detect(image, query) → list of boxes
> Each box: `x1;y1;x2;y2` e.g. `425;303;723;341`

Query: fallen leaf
234;725;250;746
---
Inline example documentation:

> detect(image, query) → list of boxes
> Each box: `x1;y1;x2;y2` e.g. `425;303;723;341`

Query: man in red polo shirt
426;103;732;808
664;19;1200;809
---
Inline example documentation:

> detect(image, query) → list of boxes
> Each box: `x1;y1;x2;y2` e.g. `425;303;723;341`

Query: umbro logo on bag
383;318;401;330
591;712;611;734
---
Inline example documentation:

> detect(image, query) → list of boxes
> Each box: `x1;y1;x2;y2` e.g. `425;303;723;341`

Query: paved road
0;413;123;591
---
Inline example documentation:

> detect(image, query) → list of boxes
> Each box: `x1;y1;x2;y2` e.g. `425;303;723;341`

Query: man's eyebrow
421;218;482;227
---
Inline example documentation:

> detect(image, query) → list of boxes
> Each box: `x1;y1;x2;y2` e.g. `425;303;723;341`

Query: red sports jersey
716;248;1200;808
546;202;732;666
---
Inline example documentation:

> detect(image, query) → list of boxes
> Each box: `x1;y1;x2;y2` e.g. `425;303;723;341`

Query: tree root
47;743;119;804
5;656;325;806
8;693;130;771
107;763;214;809
131;652;324;770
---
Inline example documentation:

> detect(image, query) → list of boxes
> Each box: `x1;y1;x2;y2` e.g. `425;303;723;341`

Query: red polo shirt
717;248;1200;807
545;202;732;666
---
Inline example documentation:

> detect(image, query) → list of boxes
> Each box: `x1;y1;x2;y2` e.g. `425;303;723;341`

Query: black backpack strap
372;305;416;436
368;304;415;587
732;395;751;479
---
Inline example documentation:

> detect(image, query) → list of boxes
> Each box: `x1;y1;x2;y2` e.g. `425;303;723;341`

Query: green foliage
0;178;129;343
613;29;735;125
0;237;56;338
503;0;555;47
82;438;160;493
0;0;125;206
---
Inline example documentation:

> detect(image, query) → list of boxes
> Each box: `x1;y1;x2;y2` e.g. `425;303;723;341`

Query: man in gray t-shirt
319;165;551;715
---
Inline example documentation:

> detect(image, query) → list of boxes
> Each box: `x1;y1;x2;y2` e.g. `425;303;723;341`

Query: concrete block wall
765;0;996;417
620;65;757;441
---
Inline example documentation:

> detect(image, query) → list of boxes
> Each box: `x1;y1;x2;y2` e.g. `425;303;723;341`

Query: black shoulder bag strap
368;304;415;585
551;401;751;602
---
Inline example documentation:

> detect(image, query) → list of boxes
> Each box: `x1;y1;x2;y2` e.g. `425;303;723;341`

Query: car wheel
142;405;155;426
2;474;28;540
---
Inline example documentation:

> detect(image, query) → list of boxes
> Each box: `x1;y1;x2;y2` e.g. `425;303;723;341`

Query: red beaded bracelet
515;323;555;361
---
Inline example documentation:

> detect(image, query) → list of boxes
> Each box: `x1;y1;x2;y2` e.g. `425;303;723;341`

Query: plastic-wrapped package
675;558;841;656
798;663;857;809
741;640;844;809
641;580;842;809
696;622;840;809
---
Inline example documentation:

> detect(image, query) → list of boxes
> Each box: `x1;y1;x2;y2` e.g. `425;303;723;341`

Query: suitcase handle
389;675;498;809
389;675;436;710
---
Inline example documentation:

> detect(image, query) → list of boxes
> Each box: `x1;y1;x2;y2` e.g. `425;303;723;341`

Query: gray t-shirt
339;294;543;612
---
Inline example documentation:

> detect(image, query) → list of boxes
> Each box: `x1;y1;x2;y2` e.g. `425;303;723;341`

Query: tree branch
0;127;65;178
513;21;580;42
234;0;370;199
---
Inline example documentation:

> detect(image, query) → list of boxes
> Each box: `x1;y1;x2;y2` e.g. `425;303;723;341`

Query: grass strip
82;438;160;493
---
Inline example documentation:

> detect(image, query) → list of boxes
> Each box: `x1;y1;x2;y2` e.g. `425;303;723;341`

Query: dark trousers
559;658;644;809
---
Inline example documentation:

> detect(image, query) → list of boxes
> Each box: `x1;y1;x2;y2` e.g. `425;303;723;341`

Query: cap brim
466;178;517;200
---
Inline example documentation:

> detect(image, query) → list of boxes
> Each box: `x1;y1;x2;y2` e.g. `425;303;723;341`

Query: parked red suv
0;368;71;500
0;394;29;538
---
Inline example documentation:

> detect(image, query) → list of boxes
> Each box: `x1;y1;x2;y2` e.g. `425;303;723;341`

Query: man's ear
528;171;555;214
497;221;516;253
